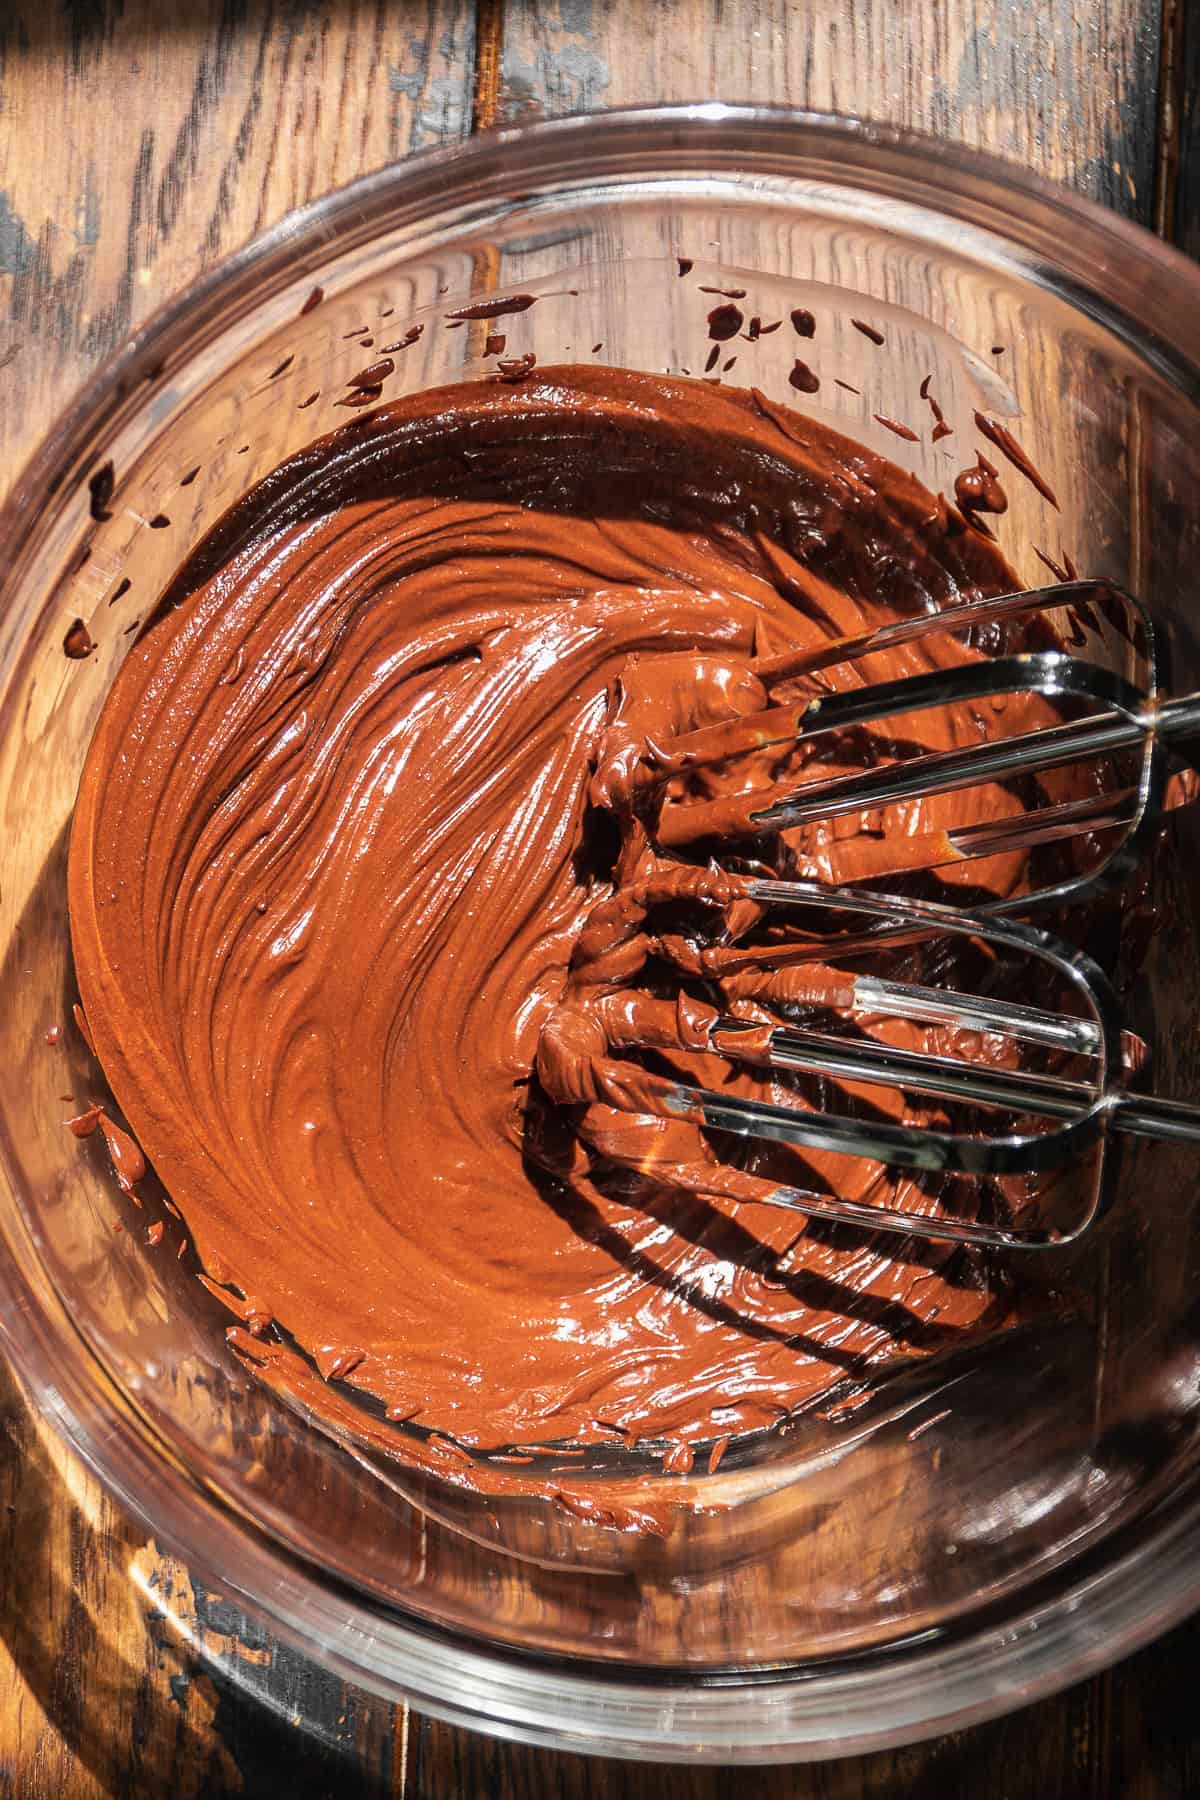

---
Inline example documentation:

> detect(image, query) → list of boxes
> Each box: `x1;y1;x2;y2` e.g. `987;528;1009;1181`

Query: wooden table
2;3;1199;1793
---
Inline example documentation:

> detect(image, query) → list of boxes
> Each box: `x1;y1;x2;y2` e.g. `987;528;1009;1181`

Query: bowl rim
3;102;1200;1762
6;98;1200;559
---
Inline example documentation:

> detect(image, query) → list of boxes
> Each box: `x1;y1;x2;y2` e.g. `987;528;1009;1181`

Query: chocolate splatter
790;308;816;338
920;375;951;440
179;466;201;487
108;577;132;606
834;378;861;395
349;358;395;389
99;1113;146;1195
973;412;1060;508
336;387;383;408
380;325;424;354
298;392;321;409
495;353;537;383
704;344;721;374
269;354;295;379
446;295;536;321
875;414;919;442
149;513;171;529
147;1221;164;1247
1034;546;1070;583
954;453;1007;522
788;360;820;394
851;319;885;345
676;257;693;276
88;460;115;521
706;303;744;342
699;285;747;299
63;618;95;659
299;286;324;316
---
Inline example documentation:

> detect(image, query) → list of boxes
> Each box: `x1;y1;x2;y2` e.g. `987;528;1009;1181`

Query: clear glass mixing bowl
2;106;1200;1764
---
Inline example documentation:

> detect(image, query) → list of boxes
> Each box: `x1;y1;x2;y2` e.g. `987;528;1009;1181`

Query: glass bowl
3;105;1200;1764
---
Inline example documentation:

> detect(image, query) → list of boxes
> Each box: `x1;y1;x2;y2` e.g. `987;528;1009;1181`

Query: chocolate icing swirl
71;367;1040;1473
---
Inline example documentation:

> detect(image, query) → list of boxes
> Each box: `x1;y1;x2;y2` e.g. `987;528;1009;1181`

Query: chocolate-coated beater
549;885;1200;1250
644;580;1200;914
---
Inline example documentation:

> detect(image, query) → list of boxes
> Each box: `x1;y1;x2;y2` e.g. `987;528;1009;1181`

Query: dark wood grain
1172;0;1200;258
0;1349;405;1797
0;0;476;503
2;1;1199;1795
404;1685;1109;1799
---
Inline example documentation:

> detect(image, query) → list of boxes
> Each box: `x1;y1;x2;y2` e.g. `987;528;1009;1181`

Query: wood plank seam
473;0;507;131
1153;0;1185;237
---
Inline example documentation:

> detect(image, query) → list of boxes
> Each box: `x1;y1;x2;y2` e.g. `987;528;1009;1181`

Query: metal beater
640;580;1200;914
544;584;1200;1246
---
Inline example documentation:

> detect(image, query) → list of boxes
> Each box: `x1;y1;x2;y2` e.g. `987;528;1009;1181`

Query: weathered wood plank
0;0;476;503
0;4;473;1793
0;1349;406;1797
1172;0;1200;257
496;0;1163;220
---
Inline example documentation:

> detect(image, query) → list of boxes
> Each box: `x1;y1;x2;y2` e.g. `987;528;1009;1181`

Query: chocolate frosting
70;367;1053;1480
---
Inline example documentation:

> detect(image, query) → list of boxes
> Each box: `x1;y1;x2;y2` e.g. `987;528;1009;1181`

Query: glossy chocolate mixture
70;367;1063;1482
